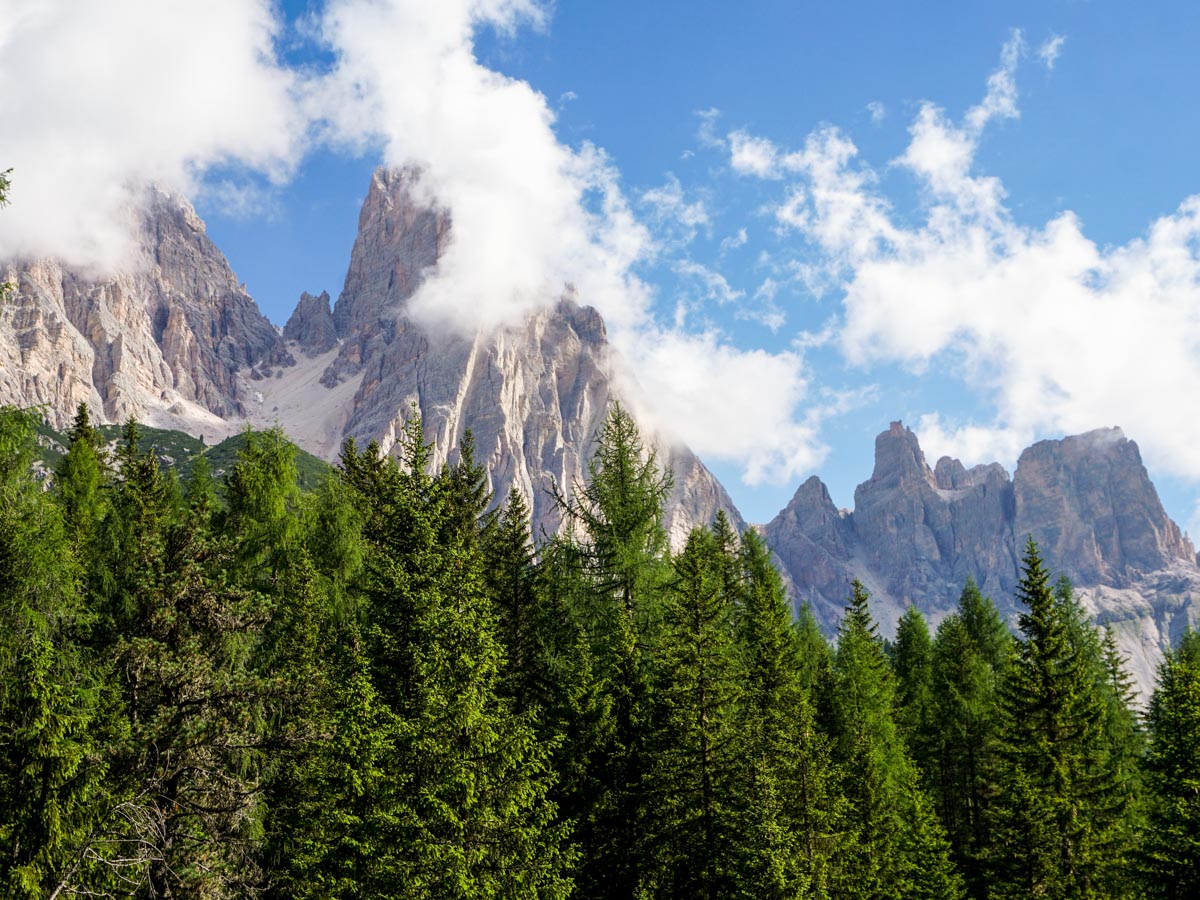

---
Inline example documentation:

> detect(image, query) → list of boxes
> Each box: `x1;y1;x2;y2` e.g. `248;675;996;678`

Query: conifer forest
1;401;1198;900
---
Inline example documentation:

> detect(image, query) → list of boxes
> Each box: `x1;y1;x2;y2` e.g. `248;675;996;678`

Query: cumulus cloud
617;327;826;485
866;100;886;124
299;0;829;480
734;30;1200;483
0;0;305;272
0;0;823;487
729;130;783;178
309;0;660;334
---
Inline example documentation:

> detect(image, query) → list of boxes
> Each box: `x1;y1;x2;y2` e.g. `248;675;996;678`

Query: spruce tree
893;605;936;775
89;421;273;896
927;579;1010;897
735;529;844;899
339;419;573;897
986;537;1131;899
549;403;673;899
54;402;110;556
1138;627;1200;898
0;408;114;898
830;580;963;899
643;527;749;898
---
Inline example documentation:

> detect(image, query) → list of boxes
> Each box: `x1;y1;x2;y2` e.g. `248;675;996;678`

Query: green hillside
33;414;332;492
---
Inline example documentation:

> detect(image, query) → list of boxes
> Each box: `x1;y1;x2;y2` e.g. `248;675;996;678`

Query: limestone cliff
254;167;744;542
0;186;291;432
765;422;1200;694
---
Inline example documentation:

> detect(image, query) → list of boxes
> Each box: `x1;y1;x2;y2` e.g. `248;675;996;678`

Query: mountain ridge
765;420;1200;694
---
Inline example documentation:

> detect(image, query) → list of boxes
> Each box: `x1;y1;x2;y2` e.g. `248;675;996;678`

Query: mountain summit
766;421;1200;692
1;186;290;434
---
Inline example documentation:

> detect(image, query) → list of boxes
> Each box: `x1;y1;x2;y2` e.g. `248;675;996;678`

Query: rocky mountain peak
1013;427;1195;585
765;421;1200;695
259;166;742;545
863;420;936;492
1;186;289;431
283;291;337;356
331;166;450;343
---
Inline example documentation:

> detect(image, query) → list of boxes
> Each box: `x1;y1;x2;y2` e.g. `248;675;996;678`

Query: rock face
256;167;743;544
283;291;337;356
765;421;1200;695
0;168;739;543
0;187;291;432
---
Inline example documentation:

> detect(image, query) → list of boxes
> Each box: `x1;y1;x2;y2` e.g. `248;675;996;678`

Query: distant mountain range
765;421;1200;693
3;169;1197;693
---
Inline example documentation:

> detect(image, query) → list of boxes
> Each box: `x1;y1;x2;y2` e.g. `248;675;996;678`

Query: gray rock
284;166;743;543
283;291;337;355
765;421;1200;696
1;186;291;429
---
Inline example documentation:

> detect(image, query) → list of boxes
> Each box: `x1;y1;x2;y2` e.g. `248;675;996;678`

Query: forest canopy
0;402;1197;899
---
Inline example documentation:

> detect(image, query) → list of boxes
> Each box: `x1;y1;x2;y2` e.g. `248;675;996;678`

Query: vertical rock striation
0;186;290;431
257;167;744;542
765;421;1200;695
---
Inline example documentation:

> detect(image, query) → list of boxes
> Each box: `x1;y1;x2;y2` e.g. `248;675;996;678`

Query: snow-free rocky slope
766;421;1200;694
1;187;292;436
0;169;743;544
5;170;1197;693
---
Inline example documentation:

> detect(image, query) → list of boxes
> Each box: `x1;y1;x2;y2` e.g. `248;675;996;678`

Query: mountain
1;186;291;435
1;169;743;543
765;421;1200;693
259;167;743;543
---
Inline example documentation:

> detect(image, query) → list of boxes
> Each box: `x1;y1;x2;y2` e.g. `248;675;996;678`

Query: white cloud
0;0;832;488
867;100;886;124
729;130;782;178
696;107;724;149
1039;35;1066;70
720;227;748;254
618;327;825;485
735;31;1200;485
642;174;710;245
674;259;743;306
309;0;658;334
915;413;1030;471
0;0;305;273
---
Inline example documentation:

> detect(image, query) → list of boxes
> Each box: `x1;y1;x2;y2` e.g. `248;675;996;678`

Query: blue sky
5;0;1200;533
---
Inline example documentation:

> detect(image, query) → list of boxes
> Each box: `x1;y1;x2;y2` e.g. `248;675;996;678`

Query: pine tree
88;420;274;896
830;580;963;899
735;529;844;899
1138;627;1200;898
54;403;110;556
549;403;673;899
0;408;114;898
794;601;835;731
986;537;1131;899
893;605;936;775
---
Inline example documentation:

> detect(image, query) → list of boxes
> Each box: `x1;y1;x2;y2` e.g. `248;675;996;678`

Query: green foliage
0;405;1177;898
334;417;574;898
830;580;963;900
1139;627;1200;898
643;526;749;898
986;537;1135;899
0;407;113;898
927;579;1011;896
735;529;844;899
